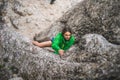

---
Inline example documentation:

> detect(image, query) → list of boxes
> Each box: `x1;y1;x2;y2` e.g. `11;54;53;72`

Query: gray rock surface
1;0;83;39
35;0;120;45
1;25;120;80
60;0;120;45
0;0;120;80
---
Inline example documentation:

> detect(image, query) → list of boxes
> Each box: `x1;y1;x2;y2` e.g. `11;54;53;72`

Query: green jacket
52;32;75;54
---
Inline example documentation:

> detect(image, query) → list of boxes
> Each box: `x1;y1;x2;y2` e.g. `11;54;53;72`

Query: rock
0;0;120;80
35;0;120;79
60;0;120;45
9;74;23;80
9;78;23;80
10;17;19;29
0;0;83;39
1;24;120;80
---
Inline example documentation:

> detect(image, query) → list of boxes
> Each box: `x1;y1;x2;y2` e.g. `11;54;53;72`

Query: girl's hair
62;26;72;35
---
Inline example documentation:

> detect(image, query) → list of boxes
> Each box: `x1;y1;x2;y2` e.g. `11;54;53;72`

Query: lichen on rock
0;0;120;80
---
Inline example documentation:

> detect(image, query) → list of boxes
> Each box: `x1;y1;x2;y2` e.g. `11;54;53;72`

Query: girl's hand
58;50;64;57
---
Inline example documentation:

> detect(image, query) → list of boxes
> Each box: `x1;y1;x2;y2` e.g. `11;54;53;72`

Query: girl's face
63;31;71;40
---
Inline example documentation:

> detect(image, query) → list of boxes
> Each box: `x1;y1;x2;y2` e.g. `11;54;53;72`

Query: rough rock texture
61;0;120;45
35;0;120;45
34;0;120;79
1;24;120;80
0;0;120;80
1;0;83;39
35;0;120;48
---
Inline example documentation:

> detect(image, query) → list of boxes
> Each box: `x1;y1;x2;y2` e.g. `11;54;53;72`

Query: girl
32;27;75;57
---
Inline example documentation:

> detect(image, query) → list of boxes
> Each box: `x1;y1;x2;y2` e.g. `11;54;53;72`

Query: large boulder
0;0;120;80
0;25;120;80
61;0;120;45
0;0;83;39
1;25;120;80
35;0;120;44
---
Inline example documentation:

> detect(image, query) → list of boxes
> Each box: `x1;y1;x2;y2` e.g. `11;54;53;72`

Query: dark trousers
50;0;56;4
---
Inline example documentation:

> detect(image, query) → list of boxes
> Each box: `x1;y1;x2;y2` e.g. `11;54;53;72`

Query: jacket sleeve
52;33;61;52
